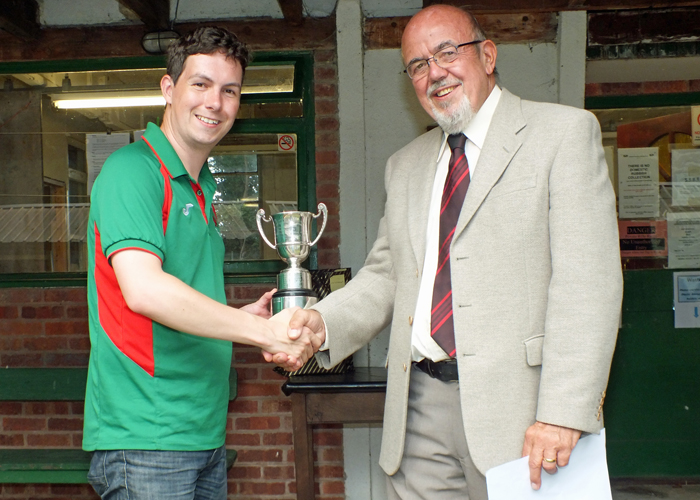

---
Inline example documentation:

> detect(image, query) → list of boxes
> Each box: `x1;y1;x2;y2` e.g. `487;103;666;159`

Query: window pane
0;63;301;273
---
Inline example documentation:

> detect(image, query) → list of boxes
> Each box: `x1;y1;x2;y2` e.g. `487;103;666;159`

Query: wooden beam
365;13;558;49
116;0;169;31
277;0;304;26
0;0;39;40
0;17;336;63
421;0;700;13
589;8;700;45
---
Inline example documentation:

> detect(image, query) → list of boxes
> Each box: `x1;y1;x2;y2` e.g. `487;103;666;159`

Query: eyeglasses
404;40;484;80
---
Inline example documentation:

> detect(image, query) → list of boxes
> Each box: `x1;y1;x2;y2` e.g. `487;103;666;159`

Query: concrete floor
612;483;700;499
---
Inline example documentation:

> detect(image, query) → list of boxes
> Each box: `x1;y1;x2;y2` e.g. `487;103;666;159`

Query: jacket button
415;269;419;277
403;363;407;371
408;316;413;326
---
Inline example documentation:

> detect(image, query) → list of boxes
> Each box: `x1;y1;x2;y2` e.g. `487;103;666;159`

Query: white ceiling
38;0;424;26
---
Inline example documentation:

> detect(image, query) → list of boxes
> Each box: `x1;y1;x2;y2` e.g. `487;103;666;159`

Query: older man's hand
522;421;581;490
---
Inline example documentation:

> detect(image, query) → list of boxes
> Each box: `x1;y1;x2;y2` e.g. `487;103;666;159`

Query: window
0;54;316;279
587;93;700;270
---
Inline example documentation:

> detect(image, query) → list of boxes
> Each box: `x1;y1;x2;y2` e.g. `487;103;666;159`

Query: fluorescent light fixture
52;91;165;110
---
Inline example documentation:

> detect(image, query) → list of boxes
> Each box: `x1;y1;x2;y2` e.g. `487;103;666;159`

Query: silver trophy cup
256;203;328;314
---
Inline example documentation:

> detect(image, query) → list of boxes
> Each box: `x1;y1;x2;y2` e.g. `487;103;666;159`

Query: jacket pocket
523;334;544;367
489;173;538;199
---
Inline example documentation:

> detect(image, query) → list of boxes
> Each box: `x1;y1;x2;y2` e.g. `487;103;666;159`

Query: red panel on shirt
94;223;155;377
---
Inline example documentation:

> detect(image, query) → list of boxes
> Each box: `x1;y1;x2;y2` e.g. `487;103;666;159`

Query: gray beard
430;94;475;136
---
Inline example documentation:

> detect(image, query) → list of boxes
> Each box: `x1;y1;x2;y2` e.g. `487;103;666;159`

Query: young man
84;27;318;499
284;6;622;499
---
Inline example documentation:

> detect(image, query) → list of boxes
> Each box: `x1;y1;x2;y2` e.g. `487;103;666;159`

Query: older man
285;5;622;499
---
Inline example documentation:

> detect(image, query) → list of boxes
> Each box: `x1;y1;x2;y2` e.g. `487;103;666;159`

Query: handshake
241;290;326;372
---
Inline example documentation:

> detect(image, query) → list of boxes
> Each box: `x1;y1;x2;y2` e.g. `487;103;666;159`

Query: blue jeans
87;445;227;500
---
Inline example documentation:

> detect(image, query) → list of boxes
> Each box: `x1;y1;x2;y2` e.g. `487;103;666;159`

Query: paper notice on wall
618;147;659;219
671;148;700;207
673;271;700;328
692;106;700;146
618;220;667;257
668;211;700;268
87;133;130;195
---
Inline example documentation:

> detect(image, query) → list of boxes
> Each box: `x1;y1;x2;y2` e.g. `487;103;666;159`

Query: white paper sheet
486;429;612;500
618;147;659;218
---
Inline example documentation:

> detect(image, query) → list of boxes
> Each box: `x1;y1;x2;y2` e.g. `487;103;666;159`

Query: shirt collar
143;122;189;179
437;85;502;160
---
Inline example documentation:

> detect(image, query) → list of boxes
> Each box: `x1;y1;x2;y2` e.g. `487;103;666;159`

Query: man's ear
160;74;175;105
480;40;498;76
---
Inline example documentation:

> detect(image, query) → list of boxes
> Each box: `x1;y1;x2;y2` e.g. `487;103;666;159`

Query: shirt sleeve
91;143;167;263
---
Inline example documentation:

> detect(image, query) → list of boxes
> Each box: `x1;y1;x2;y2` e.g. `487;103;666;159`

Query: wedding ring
543;457;557;463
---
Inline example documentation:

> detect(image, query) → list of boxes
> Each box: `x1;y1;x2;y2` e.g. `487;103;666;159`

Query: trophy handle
309;203;328;247
256;209;277;250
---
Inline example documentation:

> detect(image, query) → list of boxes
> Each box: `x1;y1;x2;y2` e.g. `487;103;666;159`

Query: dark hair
166;26;250;83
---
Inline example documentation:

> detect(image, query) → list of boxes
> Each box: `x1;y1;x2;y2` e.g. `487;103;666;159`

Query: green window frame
0;52;316;287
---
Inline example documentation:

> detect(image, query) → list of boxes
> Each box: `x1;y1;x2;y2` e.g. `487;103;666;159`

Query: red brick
66;305;89;318
226;432;261;446
318;465;344;478
26;434;72;446
315;49;336;63
238;481;287;495
69;336;92;350
233;349;266;364
314;65;337;81
0;322;43;335
0;306;19;319
24;337;69;351
0;289;43;304
263;432;293;446
690;79;700;92
45;320;89;335
316;167;340;186
26;402;53;415
45;353;89;366
0;353;42;366
316;131;340;149
317;183;339;199
322;447;344;462
315;99;339;115
235;367;260;380
261;399;292;413
313;429;343;446
228;465;262;479
229;399;259;413
260;368;286;381
237;448;284;463
0;337;23;350
21;305;64;319
55;402;72;414
0;434;24;446
319;250;340;268
263;464;295;479
238;382;285;398
44;288;87;303
642;80;688;94
321;480;345;494
0;402;23;414
235;416;281;430
316;117;339;131
3;417;46;431
600;82;642;96
316;150;339;165
71;402;84;414
317;236;339;251
48;417;84;431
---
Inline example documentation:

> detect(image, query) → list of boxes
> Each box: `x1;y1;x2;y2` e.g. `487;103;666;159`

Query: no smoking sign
278;134;297;152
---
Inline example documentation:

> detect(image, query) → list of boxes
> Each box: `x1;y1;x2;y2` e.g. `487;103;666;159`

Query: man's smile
196;115;221;125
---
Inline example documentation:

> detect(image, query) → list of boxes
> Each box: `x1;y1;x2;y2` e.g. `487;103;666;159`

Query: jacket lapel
454;89;526;241
407;128;443;268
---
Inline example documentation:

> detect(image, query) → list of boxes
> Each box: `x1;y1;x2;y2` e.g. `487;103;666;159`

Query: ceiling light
51;91;165;109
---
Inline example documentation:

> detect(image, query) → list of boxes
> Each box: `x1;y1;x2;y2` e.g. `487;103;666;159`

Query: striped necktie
431;133;470;357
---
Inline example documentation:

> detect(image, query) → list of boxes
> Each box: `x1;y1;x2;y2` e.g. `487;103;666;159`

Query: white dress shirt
411;86;502;362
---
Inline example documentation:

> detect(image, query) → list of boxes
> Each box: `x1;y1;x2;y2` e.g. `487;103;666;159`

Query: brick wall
585;78;700;96
0;49;343;500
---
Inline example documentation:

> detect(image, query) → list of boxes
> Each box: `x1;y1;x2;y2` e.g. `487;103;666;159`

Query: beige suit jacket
314;88;623;476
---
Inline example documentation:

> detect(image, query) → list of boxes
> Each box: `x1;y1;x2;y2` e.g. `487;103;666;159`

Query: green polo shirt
83;122;230;451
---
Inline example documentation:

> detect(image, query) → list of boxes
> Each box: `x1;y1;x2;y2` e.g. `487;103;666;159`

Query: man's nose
205;89;222;110
427;58;449;80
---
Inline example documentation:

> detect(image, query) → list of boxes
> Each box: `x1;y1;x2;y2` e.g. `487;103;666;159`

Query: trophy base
272;288;318;315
